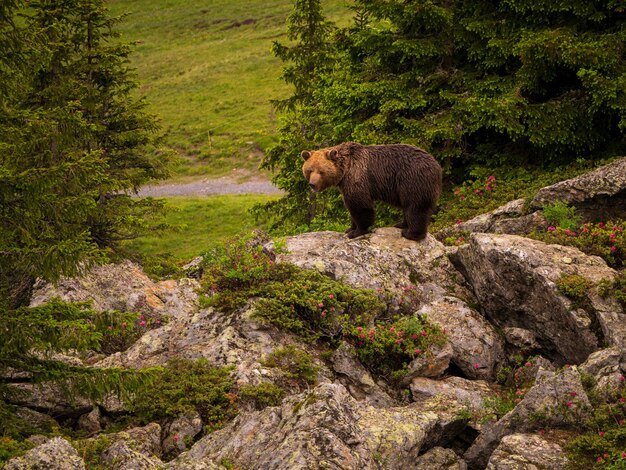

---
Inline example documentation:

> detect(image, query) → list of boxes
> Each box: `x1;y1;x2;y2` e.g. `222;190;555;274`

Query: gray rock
173;383;467;470
331;341;394;408
579;347;625;400
271;228;472;307
4;437;85;470
530;156;626;220
100;440;164;470
486;433;567;469
403;340;454;382
77;407;101;436
161;412;203;460
418;297;505;380
7;382;92;417
30;260;200;320
96;304;303;386
410;376;498;428
78;423;162;467
13;407;58;434
414;447;468;470
465;367;591;469
443;199;547;237
456;233;623;364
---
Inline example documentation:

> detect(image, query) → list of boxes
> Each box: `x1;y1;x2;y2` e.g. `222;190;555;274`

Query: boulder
30;260;199;320
271;228;472;307
161;412;204;460
172;383;468;470
530;156;626;220
330;341;395;408
441;199;547;237
464;367;591;469
100;440;164;470
454;233;624;364
77;407;101;436
486;433;567;469
417;297;505;380
4;437;85;470
96;304;307;386
410;376;499;428
414;447;468;470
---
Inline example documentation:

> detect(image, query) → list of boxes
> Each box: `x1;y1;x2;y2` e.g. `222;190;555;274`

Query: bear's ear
301;150;311;161
328;149;338;161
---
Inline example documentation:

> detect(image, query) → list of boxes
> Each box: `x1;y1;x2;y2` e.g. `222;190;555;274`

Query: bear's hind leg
402;205;431;241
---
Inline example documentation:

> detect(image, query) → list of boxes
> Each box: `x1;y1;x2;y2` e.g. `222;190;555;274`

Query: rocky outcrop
171;383;468;470
464;366;591;469
30;260;199;320
454;233;624;364
273;228;506;380
486;433;567;469
530;156;626;220
4;437;85;470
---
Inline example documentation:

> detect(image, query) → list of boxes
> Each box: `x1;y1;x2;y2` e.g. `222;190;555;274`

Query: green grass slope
108;0;351;177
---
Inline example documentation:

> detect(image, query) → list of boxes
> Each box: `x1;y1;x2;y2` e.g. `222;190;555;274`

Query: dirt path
137;175;283;197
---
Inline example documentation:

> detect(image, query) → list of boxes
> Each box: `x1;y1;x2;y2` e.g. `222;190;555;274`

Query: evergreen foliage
0;0;166;443
0;0;169;305
260;0;626;228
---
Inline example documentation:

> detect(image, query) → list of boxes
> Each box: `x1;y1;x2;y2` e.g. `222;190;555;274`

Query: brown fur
302;142;442;241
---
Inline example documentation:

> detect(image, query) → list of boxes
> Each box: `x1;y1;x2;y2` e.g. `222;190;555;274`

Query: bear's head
301;148;343;193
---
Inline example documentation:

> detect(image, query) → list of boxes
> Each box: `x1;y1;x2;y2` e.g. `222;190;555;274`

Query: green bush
131;358;236;432
531;220;625;268
262;346;319;390
200;234;386;342
543;202;582;231
346;315;446;381
565;374;626;469
238;382;286;410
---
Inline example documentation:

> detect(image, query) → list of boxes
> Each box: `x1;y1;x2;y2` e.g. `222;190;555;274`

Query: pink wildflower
566;401;574;408
599;431;605;437
548;226;556;232
415;348;422;355
321;311;326;317
139;320;146;327
318;302;324;308
329;294;334;299
473;363;480;369
411;334;418;340
421;330;428;337
569;391;577;397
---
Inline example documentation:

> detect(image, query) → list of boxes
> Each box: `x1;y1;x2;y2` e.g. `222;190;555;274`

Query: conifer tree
0;0;168;306
0;0;164;438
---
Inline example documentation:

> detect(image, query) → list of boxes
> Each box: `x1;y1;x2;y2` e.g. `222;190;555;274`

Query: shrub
565;374;626;469
262;346;319;390
131;358;236;431
598;272;626;310
346;315;446;381
238;382;286;410
543;202;582;231
531;220;625;268
200;234;386;342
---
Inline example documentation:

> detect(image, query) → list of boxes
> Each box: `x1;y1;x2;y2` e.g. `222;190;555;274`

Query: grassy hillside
108;0;352;178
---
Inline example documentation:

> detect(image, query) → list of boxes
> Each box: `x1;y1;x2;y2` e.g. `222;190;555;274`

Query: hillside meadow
107;0;351;178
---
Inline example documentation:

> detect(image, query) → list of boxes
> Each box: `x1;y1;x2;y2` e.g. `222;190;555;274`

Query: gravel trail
137;176;283;197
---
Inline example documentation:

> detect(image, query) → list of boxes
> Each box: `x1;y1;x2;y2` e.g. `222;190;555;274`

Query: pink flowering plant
532;218;625;269
345;315;446;380
565;375;626;469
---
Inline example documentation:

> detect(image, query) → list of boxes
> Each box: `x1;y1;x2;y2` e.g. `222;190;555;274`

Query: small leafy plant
543;201;581;231
262;346;319;390
531;220;625;268
238;382;286;410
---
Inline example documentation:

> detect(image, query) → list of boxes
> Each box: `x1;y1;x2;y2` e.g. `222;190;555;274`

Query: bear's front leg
346;206;375;239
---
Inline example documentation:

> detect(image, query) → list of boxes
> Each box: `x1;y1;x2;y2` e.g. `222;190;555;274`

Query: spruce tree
0;0;164;439
0;0;168;305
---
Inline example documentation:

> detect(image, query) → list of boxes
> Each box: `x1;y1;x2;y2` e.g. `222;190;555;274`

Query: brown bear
301;142;442;241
